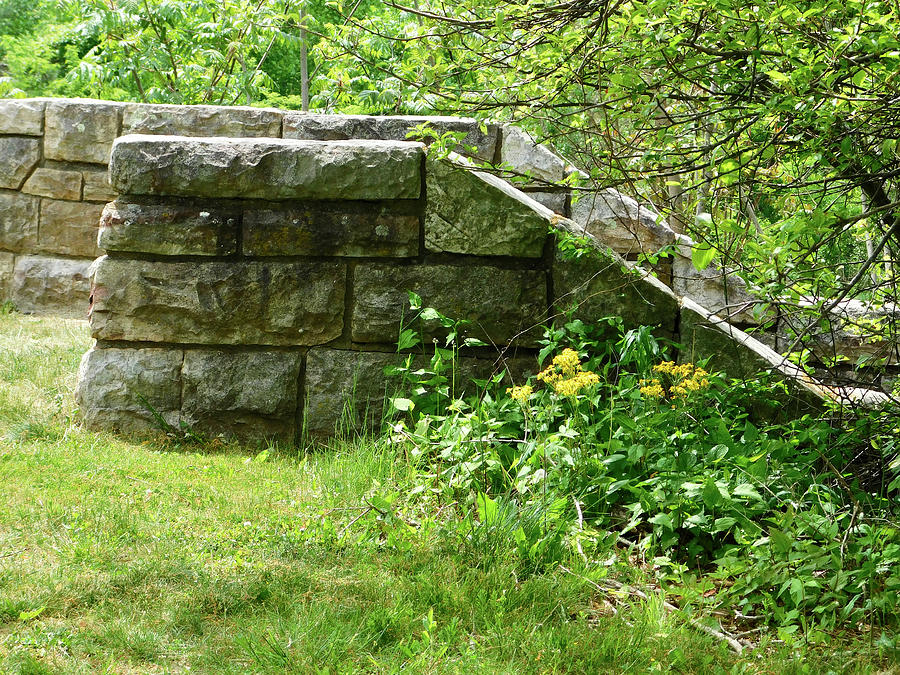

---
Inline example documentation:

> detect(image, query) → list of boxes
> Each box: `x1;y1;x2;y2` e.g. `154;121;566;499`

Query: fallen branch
559;566;745;654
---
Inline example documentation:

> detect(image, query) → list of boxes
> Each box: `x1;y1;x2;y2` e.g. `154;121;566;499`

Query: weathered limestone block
243;201;419;257
181;349;302;442
39;199;104;257
23;168;82;200
0;137;40;189
523;190;567;215
99;199;239;256
44;99;124;164
0;251;14;300
672;244;761;325
678;297;828;416
123;103;283;138
425;154;549;257
283;113;499;162
76;346;183;434
304;349;407;436
571;188;675;257
0;99;45;135
551;224;679;337
89;257;345;346
0;192;39;252
82;170;117;202
499;126;567;183
11;255;91;318
303;349;538;436
110;135;424;201
352;263;547;346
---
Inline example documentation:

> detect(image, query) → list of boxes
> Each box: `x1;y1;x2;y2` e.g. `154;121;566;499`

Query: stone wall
0;98;576;318
73;134;839;441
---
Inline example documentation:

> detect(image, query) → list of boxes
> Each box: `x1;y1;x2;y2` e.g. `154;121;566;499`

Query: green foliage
384;308;900;634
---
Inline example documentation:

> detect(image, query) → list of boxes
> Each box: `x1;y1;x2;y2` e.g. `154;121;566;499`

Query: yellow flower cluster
640;361;711;401
536;348;600;397
639;379;666;398
506;384;533;404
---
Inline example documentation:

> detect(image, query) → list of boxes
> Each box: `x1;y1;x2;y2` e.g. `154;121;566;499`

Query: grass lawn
0;310;896;673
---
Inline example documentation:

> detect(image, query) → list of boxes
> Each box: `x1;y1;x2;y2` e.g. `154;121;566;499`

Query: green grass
0;310;896;673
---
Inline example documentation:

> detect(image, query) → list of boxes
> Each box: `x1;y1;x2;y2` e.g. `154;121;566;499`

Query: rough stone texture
111;135;424;201
352;263;547;346
39;199;104;257
0;99;45;135
99;199;239;257
23;168;82;200
571;188;676;257
672;248;762;325
89;257;345;346
181;349;301;442
243;201;419;258
11;255;91;318
523;190;567;215
283;113;499;162
0;251;14;299
552;225;679;337
0;192;39;253
44;99;124;164
76;346;183;434
499;126;567;183
425;154;549;257
82;170;117;202
0;137;40;189
123;103;283;138
304;348;539;436
678;297;829;417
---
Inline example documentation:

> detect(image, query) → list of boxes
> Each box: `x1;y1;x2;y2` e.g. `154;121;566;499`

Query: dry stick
337;506;373;539
559;566;745;654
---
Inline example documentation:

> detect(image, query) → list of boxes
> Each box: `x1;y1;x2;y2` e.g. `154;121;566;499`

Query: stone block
110;135;423;201
123;103;283;138
243;201;419;258
283;113;499;162
23;168;82;200
499;126;567;183
678;297;827;416
181;349;302;442
551;223;679;337
352;263;547;347
0;251;14;300
0;99;45;135
523;190;567;215
303;348;540;436
82;170;117;202
11;255;92;318
39;199;104;257
99;199;239;256
89;258;345;346
44;99;124;164
0;137;40;189
304;349;410;436
75;346;183;435
425;154;549;257
570;188;676;257
0;192;39;253
672;250;762;325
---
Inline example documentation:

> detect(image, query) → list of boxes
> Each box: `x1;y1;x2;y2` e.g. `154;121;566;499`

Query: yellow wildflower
506;385;533;404
537;349;599;397
643;361;712;401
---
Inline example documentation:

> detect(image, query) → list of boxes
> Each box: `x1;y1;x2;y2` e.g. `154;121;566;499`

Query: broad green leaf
691;243;716;271
391;397;415;412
